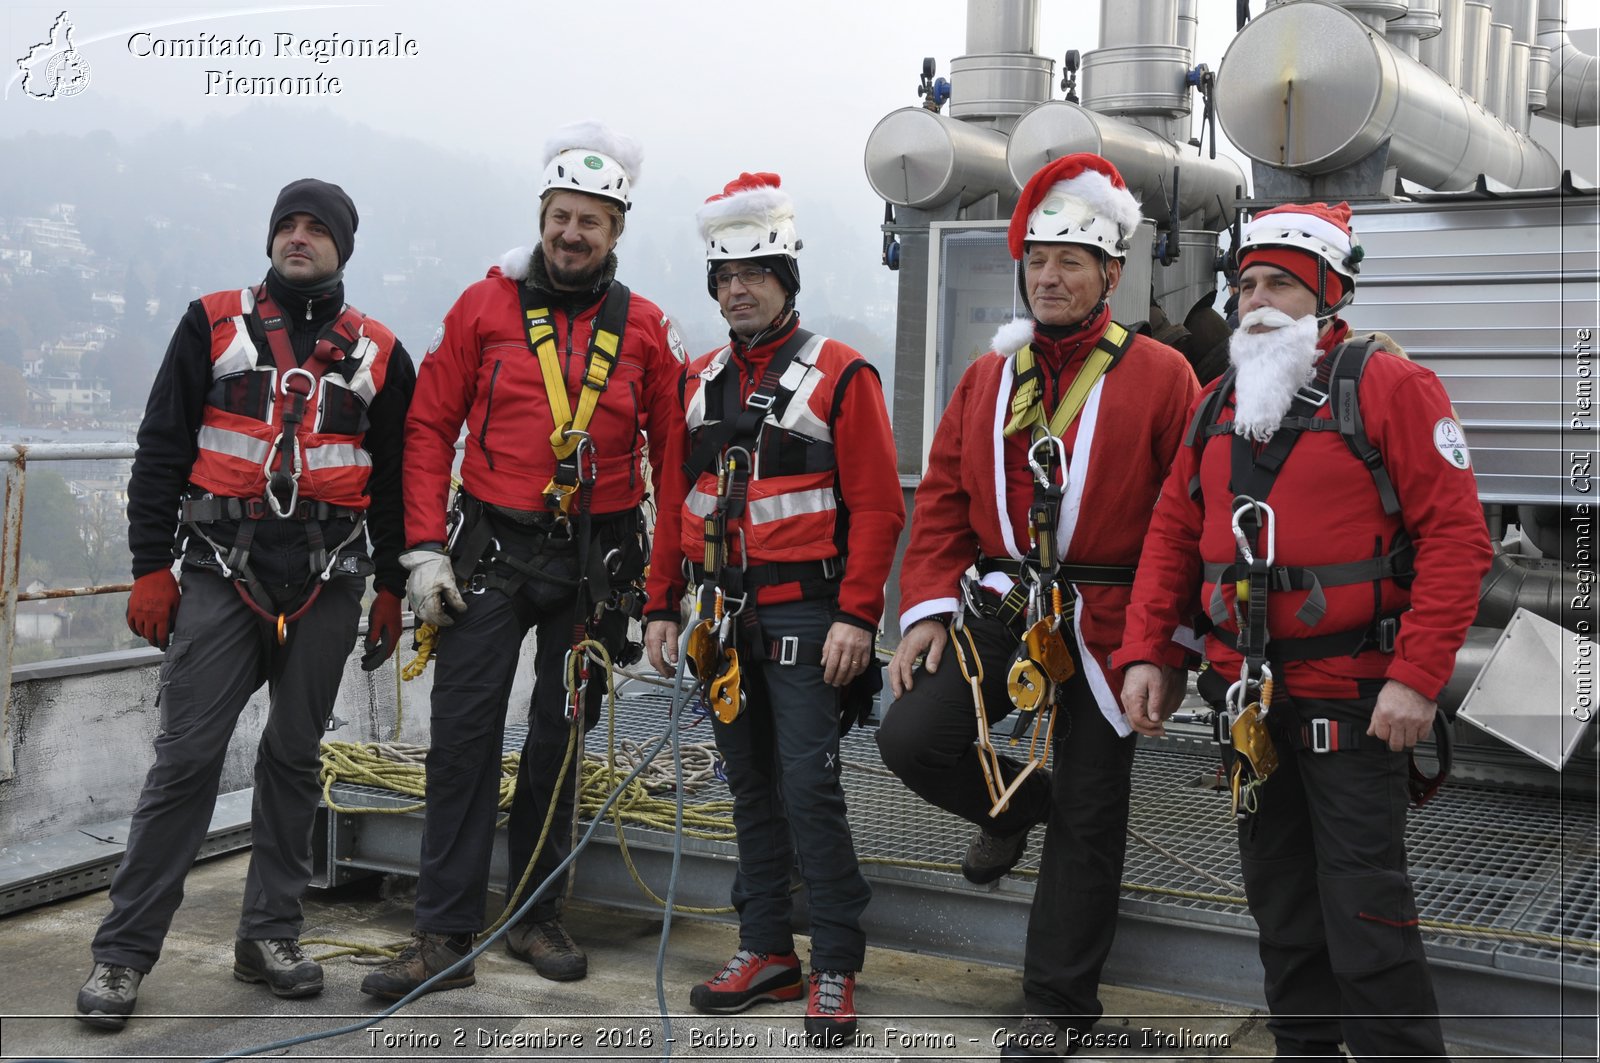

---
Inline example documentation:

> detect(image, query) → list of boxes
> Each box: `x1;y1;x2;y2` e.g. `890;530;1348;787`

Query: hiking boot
358;931;474;1000
505;917;587;982
804;969;858;1049
233;938;323;998
688;948;802;1013
1000;1014;1064;1059
75;962;143;1031
962;825;1031;884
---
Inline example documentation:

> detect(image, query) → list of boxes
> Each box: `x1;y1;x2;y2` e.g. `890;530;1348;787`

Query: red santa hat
696;172;801;294
1006;152;1143;260
1238;201;1361;309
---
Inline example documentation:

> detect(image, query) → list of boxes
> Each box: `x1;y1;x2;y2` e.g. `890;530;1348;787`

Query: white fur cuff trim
901;597;960;635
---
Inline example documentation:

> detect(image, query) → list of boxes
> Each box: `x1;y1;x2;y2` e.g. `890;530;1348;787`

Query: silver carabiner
1231;496;1277;567
1027;432;1068;489
261;431;302;518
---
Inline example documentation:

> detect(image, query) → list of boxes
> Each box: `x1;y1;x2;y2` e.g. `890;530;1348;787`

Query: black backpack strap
1329;338;1401;515
1184;369;1236;500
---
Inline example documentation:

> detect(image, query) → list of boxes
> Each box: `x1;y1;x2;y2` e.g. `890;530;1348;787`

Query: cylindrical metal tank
1508;41;1532;131
1527;42;1551;110
1486;22;1514;120
1005;100;1244;229
1420;0;1467;87
1390;0;1444;60
949;53;1055;122
1332;0;1409;33
1082;0;1189;118
1536;0;1600;127
1153;230;1223;323
949;0;1051;124
1214;0;1560;190
964;0;1039;54
864;107;1015;209
1461;1;1495;104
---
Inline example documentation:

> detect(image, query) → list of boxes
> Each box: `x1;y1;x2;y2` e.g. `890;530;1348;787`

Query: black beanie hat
266;178;358;267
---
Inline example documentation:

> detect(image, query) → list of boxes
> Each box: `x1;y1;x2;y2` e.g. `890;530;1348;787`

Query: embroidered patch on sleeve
1433;417;1471;470
426;324;445;355
664;316;687;363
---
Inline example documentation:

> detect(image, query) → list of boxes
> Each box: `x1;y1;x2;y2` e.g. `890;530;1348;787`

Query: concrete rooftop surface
0;848;1555;1063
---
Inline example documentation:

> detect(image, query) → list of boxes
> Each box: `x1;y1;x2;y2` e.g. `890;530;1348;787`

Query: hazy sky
2;1;1594;332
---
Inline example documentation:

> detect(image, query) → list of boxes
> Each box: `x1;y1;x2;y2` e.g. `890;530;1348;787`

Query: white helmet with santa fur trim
696;172;802;296
540;120;643;211
1007;152;1143;261
1237;200;1363;316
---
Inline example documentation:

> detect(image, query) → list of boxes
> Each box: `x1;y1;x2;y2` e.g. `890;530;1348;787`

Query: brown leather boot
505;917;588;981
359;931;474;999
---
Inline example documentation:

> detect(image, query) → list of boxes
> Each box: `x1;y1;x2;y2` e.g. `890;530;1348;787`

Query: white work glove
401;549;466;627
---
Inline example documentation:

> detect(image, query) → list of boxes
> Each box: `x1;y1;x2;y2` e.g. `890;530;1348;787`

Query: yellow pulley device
1226;666;1279;818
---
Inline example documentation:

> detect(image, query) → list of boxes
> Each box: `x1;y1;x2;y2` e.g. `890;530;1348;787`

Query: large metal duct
1215;0;1561;191
1461;0;1494;104
1391;0;1444;60
865;109;1015;209
949;0;1053;127
1419;0;1467;88
1536;0;1600;127
1005;101;1245;229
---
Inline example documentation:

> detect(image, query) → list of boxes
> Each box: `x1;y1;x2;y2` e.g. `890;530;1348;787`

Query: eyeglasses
711;266;775;289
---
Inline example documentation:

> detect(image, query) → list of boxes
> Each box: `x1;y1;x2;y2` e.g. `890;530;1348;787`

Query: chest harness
180;285;370;643
953;323;1136;817
442;281;643;722
1185;336;1446;812
680;328;847;724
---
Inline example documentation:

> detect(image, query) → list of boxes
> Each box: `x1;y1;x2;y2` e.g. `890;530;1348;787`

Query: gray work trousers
91;567;363;972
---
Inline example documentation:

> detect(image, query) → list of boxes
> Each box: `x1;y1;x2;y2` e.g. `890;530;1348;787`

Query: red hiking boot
688;949;803;1013
804;969;858;1048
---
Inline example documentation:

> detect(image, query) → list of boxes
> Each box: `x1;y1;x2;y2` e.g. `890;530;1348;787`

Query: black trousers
713;599;871;972
1239;691;1448;1062
412;529;612;935
876;610;1135;1029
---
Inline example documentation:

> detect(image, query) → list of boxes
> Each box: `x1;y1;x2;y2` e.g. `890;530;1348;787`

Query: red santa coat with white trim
899;319;1200;735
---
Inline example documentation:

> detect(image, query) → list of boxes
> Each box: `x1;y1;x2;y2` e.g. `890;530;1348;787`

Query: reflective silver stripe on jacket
196;424;271;464
304;442;371;470
747;487;835;525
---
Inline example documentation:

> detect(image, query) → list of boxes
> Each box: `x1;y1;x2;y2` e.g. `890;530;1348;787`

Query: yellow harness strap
1004;321;1129;439
527;308;623;511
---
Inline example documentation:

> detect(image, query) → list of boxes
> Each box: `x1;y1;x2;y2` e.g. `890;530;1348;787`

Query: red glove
127;569;181;651
361;587;404;671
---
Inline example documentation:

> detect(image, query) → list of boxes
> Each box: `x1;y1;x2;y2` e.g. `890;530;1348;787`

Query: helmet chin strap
1313;256;1355;320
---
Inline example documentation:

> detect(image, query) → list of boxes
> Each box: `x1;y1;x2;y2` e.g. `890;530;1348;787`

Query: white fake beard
1228;309;1322;442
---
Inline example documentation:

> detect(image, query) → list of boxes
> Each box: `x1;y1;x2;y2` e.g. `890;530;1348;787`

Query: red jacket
191;287;398;510
647;320;904;629
900;318;1199;734
405;253;686;545
1115;321;1492;699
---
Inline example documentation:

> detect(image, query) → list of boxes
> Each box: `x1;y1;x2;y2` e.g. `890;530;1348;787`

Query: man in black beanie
75;178;416;1031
